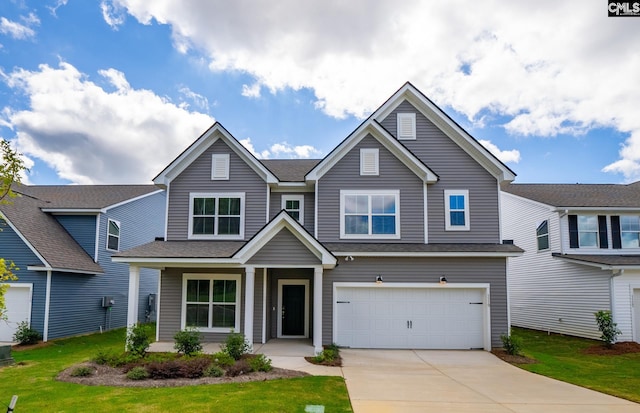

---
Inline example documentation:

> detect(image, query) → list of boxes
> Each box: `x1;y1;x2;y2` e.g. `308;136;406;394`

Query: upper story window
444;190;470;231
188;192;245;239
620;216;640;248
211;154;230;180
577;215;598;247
106;219;120;251
360;148;379;176
536;220;549;251
569;214;608;249
340;190;400;239
182;274;241;332
282;195;304;224
397;113;416;140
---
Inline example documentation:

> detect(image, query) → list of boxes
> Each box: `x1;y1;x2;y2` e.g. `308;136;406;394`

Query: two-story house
115;83;522;353
502;183;640;343
0;184;165;342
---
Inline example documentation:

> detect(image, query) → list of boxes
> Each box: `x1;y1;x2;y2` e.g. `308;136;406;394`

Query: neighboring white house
501;182;640;343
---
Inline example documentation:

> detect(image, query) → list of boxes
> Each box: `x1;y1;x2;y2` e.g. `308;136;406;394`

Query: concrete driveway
341;349;640;413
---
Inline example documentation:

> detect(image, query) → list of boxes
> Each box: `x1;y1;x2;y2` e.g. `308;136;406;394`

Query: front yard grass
512;327;640;403
0;328;352;412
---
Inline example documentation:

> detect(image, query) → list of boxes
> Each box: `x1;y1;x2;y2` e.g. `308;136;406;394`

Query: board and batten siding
323;257;508;348
612;271;640;342
380;100;500;243
501;192;611;339
316;134;425;243
247;228;320;265
54;215;97;258
269;191;315;235
166;138;269;241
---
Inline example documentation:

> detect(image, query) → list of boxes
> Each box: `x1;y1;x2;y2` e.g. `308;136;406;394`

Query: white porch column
244;266;255;350
127;265;140;328
313;267;323;354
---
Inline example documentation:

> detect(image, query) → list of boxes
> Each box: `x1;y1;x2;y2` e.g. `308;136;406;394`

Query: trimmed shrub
147;360;182;379
225;359;251;377
13;321;41;345
173;328;203;356
595;310;621;348
126;323;152;357
248;354;272;372
126;366;149;381
500;333;522;356
211;351;235;367
204;365;224;378
70;366;93;377
221;331;250;360
180;356;211;378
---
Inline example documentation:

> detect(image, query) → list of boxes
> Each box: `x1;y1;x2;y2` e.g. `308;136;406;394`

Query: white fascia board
0;212;49;268
271;183;314;192
554;207;640;212
26;265;103;275
374;83;516;182
331;251;523;258
111;257;243;267
40;208;103;214
551;256;640;271
103;189;165;212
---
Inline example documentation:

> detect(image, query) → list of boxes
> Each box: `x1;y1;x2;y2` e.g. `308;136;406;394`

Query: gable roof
0;184;159;274
502;182;640;208
154;122;278;188
261;159;320;182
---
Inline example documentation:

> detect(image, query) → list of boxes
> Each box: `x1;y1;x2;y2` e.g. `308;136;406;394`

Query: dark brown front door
282;284;305;336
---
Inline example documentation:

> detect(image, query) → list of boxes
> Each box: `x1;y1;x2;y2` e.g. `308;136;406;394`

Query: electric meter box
102;296;115;308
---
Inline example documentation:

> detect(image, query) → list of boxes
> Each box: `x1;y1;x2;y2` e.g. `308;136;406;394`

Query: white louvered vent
397;113;416;140
211;154;230;180
360;148;379;176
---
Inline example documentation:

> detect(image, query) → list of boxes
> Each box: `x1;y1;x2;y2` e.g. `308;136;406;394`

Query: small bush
174;328;203;356
70;366;94;377
180;356;211;378
313;348;337;363
147;360;182;379
13;321;41;345
500;333;522;356
126;323;152;357
211;351;235;367
226;359;251;377
204;365;224;377
595;310;621;348
126;366;149;381
221;331;250;360
248;354;272;372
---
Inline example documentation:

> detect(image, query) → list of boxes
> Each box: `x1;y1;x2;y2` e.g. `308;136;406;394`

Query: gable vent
397;113;416;140
360;148;379;175
211;154;230;180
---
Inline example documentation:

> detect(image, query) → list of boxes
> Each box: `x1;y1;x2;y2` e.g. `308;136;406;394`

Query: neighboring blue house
0;184;165;342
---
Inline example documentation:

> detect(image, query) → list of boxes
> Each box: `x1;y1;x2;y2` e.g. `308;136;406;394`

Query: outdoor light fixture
375;275;383;284
439;276;447;285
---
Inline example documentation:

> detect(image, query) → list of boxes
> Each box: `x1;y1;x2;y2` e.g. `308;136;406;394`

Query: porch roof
552;253;640;270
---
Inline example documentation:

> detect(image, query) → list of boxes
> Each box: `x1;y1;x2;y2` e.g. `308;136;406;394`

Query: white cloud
239;138;320;159
0;13;39;39
101;0;127;29
112;0;640;178
241;83;261;99
1;62;213;184
47;0;69;17
178;86;210;111
478;140;520;164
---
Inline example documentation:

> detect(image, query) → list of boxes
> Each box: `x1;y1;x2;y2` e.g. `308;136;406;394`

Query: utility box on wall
102;296;115;308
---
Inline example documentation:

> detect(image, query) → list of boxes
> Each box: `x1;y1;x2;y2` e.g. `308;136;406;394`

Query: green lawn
0;328;352;412
513;327;640;403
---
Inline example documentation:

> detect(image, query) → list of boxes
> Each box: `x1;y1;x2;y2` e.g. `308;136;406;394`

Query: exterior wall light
375;275;383;284
439;276;447;285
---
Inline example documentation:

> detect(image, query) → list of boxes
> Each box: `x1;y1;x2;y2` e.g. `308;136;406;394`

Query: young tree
0;139;27;319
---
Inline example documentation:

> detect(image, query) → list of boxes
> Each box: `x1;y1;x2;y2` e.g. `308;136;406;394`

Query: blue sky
0;0;639;185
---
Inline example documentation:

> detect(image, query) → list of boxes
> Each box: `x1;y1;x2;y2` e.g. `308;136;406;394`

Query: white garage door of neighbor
634;289;640;343
335;286;486;350
0;284;33;342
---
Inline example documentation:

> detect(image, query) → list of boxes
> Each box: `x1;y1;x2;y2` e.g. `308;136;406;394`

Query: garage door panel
0;284;32;342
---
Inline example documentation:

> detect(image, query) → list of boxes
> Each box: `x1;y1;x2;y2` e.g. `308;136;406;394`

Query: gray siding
323;257;508;347
269;191;315;235
54;215;97;258
247;228;320;265
167;138;268;241
317;134;425;243
380;100;501;243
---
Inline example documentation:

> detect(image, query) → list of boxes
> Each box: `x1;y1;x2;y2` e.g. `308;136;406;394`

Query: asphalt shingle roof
553;253;640;267
501;182;640;208
261;159;321;182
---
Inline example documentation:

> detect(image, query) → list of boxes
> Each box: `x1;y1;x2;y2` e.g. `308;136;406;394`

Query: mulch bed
582;341;640;355
491;348;537;364
304;355;342;367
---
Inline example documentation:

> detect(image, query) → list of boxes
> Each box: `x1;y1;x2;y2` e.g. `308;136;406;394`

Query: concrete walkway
340;349;640;413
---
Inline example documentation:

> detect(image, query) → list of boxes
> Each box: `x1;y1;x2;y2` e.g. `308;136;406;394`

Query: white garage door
335;285;487;350
0;284;32;342
634;289;640;343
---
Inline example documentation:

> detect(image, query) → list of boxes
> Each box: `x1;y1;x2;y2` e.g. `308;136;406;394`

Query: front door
278;279;309;338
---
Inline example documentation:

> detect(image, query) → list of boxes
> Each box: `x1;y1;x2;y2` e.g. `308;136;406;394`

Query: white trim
44;272;51;342
127;266;140;328
313;268;323;354
631;285;640;343
332;282;492;351
244;267;255;349
103;189;165;212
94;214;101;261
181;273;242;332
314;181;319;239
340;190;401;239
423;183;428;244
156;270;162;342
164;182;170;241
331;251;522;258
40;208;102;214
211;153;230;180
262;268;267;344
397;112;416;140
106;218;121;252
0;212;49;268
187;192;245;240
277;279;310;338
281;194;304;225
444;189;470;231
26;265;103;275
265;185;270;224
360;148;379;175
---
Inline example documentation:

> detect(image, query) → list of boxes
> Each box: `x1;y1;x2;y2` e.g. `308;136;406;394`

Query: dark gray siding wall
269;192;315;235
247;228;320;265
380;101;500;243
267;268;314;339
317;134;425;243
323;257;508;347
167;138;268;241
0;220;47;334
54;215;97;258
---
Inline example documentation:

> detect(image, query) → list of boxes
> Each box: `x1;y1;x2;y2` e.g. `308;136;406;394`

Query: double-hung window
444;190;470;231
189;193;244;239
620;216;640;248
577;215;598;247
536;220;549;251
282;195;304;224
182;274;241;332
340;190;400;239
106;219;120;251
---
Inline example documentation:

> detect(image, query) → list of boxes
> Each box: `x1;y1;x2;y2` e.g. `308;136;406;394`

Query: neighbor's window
444;190;470;231
189;193;244;239
536;220;549;251
107;219;120;251
183;274;240;331
340;190;400;239
620;216;640;248
282;195;304;224
578;215;598;247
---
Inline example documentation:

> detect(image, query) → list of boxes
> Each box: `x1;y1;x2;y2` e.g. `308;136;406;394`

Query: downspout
610;269;624;340
43;270;52;342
